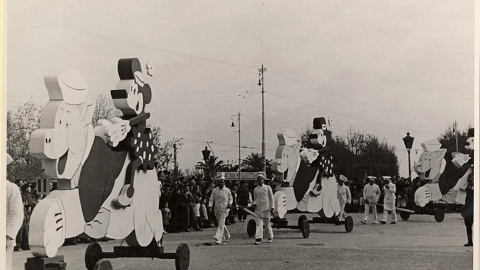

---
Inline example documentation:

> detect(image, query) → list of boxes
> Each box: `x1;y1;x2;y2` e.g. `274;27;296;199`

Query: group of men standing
362;176;397;224
208;172;274;245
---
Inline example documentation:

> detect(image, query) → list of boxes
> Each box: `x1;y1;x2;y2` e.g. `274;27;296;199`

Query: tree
91;95;122;127
195;155;224;181
149;126;183;175
241;152;263;171
7;100;44;182
300;127;399;180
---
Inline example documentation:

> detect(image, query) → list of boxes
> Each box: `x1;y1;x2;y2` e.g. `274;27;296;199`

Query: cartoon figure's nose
45;132;52;144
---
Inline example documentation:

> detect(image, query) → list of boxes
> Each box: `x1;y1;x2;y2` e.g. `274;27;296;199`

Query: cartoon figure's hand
452;152;471;168
106;118;131;147
96;118;131;147
299;148;319;165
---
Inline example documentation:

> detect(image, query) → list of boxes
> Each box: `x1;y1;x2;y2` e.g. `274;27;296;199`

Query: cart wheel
298;215;308;229
344;216;354;232
247;219;256;237
301;220;310;238
434;208;445;222
94;259;113;270
85;243;103;270
400;211;411;221
175;243;190;270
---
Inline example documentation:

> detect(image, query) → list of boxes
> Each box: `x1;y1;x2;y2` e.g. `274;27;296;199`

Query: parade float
244;117;354;240
27;59;189;270
398;129;473;222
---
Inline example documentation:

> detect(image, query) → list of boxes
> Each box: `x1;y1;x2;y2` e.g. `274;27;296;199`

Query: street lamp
202;146;211;180
402;132;414;180
231;113;241;182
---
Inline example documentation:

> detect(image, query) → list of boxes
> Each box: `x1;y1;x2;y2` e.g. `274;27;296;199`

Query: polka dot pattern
128;126;157;170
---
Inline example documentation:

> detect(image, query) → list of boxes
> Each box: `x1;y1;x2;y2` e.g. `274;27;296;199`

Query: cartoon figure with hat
28;62;163;260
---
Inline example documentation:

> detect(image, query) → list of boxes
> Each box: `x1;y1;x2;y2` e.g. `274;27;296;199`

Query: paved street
13;213;473;270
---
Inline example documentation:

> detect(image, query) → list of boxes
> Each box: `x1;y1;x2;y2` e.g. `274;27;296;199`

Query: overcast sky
5;0;475;177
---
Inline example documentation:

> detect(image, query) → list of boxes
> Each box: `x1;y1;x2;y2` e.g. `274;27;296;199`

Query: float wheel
93;259;112;270
247;219;256;237
175;243;190;270
298;215;308;229
85;243;103;270
344;216;354;232
301;220;310;238
434;208;445;222
400;211;411;221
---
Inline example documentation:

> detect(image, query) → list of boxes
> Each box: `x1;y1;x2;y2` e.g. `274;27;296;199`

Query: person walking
337;175;351;221
236;180;250;222
208;175;233;245
6;154;24;270
462;173;474;246
381;177;397;224
361;176;381;224
252;172;274;245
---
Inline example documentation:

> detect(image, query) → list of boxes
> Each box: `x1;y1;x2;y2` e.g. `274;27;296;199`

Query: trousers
6;237;15;270
363;204;377;221
255;210;273;241
214;211;230;242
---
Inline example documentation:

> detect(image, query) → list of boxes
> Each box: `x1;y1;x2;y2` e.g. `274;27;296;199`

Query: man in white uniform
337;175;351;221
252;172;274;245
208;174;233;244
6;154;24;270
361;176;381;224
381;177;397;224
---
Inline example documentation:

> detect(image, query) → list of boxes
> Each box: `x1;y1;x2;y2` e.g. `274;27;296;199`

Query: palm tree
242;152;263;172
195;155;224;180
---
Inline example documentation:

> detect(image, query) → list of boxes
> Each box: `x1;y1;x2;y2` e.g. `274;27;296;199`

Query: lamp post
258;65;267;174
202;146;211;180
402;132;414;180
231;113;241;182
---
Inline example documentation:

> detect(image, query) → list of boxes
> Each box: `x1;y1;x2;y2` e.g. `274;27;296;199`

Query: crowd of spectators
10;173;426;252
159;174;259;233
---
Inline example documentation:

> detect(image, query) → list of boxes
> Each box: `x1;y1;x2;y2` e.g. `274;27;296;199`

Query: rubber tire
344;216;354;232
301;220;310;238
175;243;190;270
298;215;308;229
94;259;113;270
85;243;103;270
247;219;256;237
434;208;445;222
400;211;411;221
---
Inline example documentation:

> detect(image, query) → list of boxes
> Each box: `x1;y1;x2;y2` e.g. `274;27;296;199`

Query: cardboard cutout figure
272;117;340;219
413;137;472;207
28;59;163;259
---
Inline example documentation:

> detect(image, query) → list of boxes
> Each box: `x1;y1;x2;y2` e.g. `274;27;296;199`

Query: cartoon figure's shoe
309;183;322;196
113;185;134;207
29;198;66;258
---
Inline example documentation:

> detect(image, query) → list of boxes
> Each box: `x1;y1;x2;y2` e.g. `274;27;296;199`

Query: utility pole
258;65;267;174
173;142;177;180
231;113;241;182
454;120;459;151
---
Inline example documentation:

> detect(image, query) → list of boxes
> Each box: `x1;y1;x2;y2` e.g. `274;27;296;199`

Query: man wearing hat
381;177;397;224
252;172;274;245
337;175;351;221
5;154;24;270
361;176;381;224
208;173;233;244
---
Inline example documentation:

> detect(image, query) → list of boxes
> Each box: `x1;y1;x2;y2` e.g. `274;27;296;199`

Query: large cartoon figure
413;135;473;207
28;59;163;259
272;117;340;219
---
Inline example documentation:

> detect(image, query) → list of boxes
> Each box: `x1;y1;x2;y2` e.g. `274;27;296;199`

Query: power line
267;91;429;135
